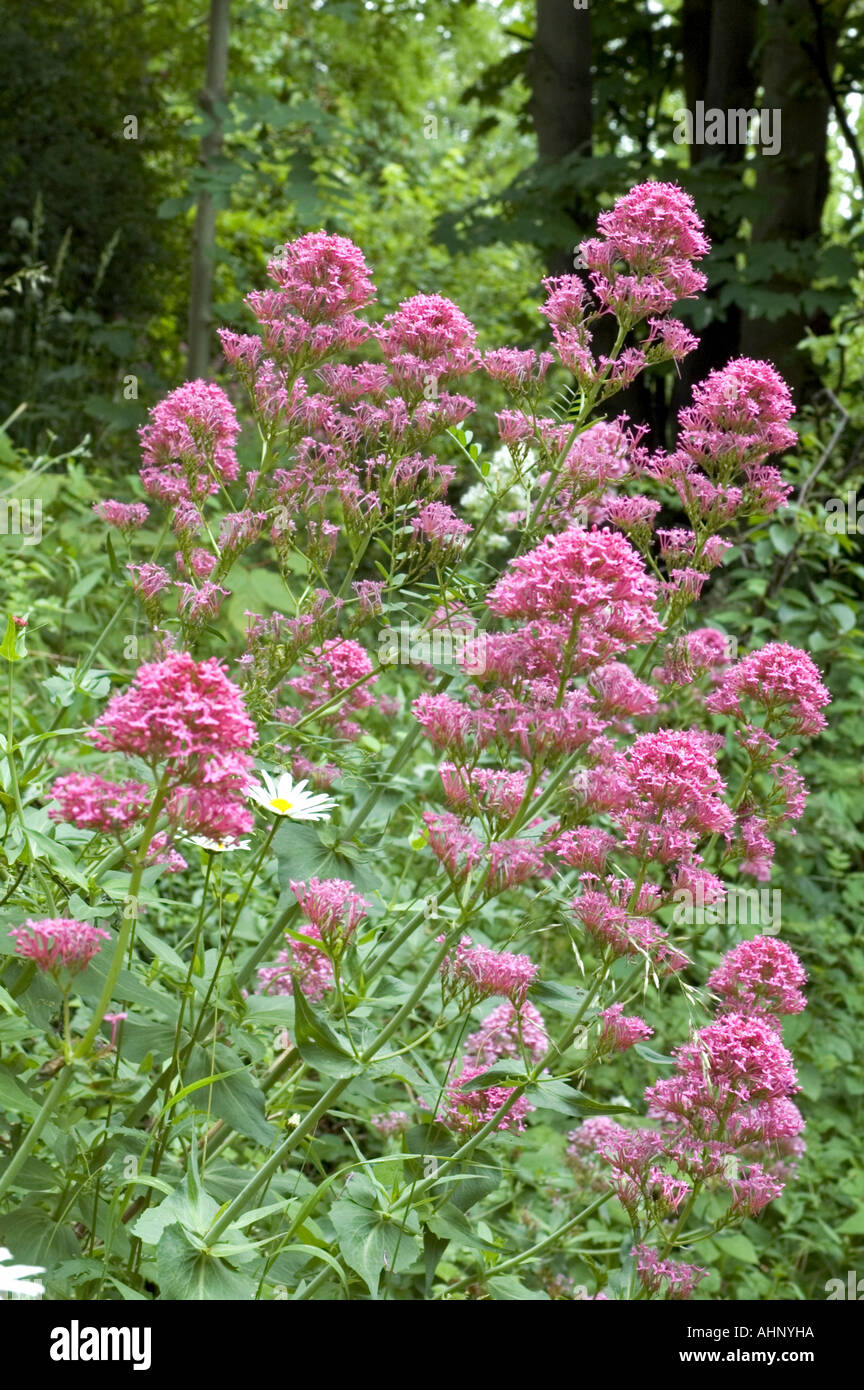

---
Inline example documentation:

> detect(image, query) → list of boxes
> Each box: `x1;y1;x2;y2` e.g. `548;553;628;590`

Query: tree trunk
739;0;836;397
528;0;592;275
187;0;231;380
674;0;758;417
529;0;592;161
681;0;712;118
695;0;759;166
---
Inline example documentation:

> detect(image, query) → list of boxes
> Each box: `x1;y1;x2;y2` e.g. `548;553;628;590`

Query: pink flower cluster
707;935;807;1022
646;1011;799;1127
707;642;829;736
94;499;149;533
634;1244;707;1300
50;652;257;859
90;650;255;764
139;380;240;504
581;181;709;325
376;293;478;394
567;936;808;1294
10;918;111;979
257;924;335;1002
439;935;538;1005
613;728;734;864
409;502;472;565
487;526;660;643
423;812;547;893
263;231;375;324
50;774;151;835
288;877;369;959
282;637;379;740
654;627;733;687
571;875;688;974
371;1111;411;1138
559;728;740;973
649;358;796;535
439;999;548;1135
535;183;706;390
98;227;482;669
696;643;829;878
244;231;374;364
676;357;796;475
463;1000;549;1066
598;1003;653;1054
439;764;529;823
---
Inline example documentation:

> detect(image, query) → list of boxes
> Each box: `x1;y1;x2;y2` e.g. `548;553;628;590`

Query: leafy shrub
0;185;847;1301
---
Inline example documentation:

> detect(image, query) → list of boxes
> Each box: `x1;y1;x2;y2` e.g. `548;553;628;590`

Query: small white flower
0;1247;44;1299
187;835;251;853
246;770;337;822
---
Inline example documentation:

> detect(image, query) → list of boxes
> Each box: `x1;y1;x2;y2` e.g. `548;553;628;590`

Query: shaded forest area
2;0;864;450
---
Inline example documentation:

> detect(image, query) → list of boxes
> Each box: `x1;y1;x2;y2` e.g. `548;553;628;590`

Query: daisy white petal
246;770;337;821
0;1247;45;1299
187;835;252;853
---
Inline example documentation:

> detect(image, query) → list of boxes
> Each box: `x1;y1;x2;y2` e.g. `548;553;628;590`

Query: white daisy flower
187;835;251;853
246;770;337;822
0;1247;44;1299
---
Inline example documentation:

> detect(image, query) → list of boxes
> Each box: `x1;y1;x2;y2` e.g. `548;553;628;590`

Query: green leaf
244;994;296;1029
426;1204;500;1253
292;982;358;1078
827;602;856;634
132;1173;221;1246
528;1082;633;1118
0;1068;40;1120
111;1016;179;1064
713;1231;759;1263
274;820;377;896
488;1275;550;1300
156;194;196;220
0;982;22;1014
633;1042;676;1066
447;1168;502;1212
526;1077;583;1117
184;1045;275;1147
457;1060;529;1090
0;613;27;662
156;1223;256;1300
769;524;796;556
424;1227;449;1294
0;1206;79;1271
837;1206;864;1235
24;829;89;888
77;960;179;1023
272;1243;349;1295
329;1175;419;1297
530;980;588;1016
136;923;187;975
0;430;19;465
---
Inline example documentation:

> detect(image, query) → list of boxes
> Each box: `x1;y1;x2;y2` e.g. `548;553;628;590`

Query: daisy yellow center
271;797;294;813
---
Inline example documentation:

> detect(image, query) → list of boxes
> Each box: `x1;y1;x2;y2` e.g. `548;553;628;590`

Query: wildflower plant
0;185;829;1302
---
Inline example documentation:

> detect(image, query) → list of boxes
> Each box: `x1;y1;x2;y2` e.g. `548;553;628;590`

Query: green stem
390;964;621;1220
523;324;627;538
0;1066;73;1204
205;1073;354;1242
6;660;56;911
73;783;166;1060
443;1190;612;1295
204;900;484;1243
